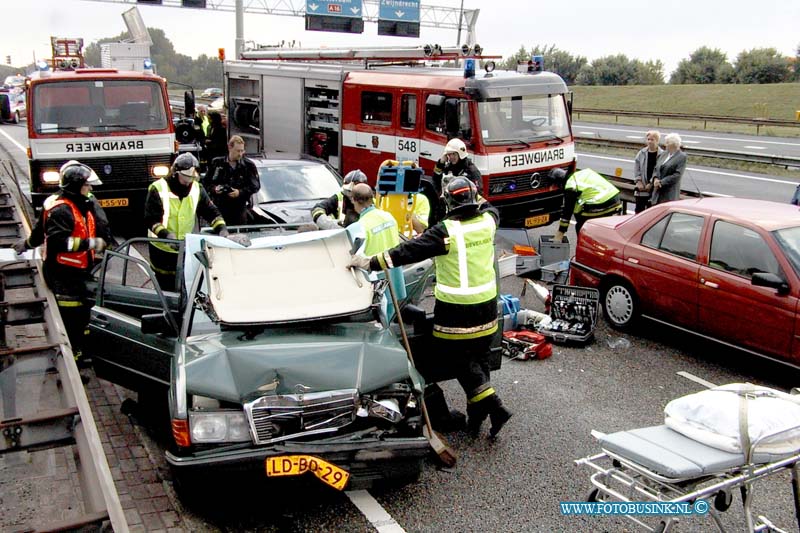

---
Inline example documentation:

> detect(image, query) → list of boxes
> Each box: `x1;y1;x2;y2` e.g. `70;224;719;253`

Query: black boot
488;396;512;438
466;400;490;434
425;384;466;433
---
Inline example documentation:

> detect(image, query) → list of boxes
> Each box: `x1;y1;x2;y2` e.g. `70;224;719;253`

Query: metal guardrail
573;108;800;135
597;168;724;214
0;161;128;532
577;136;800;169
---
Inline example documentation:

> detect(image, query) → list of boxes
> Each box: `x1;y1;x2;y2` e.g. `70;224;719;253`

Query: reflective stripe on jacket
434;212;497;305
45;198;96;269
360;206;400;256
147;178;200;254
565;169;619;213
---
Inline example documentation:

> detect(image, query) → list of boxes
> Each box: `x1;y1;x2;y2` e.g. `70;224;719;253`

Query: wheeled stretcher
576;385;800;533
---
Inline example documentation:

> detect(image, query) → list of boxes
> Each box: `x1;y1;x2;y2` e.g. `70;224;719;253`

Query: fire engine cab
224;45;576;228
26;37;176;225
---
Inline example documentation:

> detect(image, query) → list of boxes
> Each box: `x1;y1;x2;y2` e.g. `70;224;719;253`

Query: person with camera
145;153;228;292
14;161;109;365
203;135;260;226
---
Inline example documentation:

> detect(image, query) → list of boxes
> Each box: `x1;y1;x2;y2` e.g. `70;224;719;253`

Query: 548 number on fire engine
396;137;419;164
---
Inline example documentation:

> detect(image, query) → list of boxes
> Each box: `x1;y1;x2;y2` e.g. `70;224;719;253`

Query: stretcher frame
575;425;800;533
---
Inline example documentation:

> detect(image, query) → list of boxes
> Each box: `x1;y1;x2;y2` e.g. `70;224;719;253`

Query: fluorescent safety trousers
359;206;400;257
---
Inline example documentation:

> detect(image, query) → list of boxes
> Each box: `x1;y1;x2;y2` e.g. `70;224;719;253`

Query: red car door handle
701;279;719;289
627;258;639;264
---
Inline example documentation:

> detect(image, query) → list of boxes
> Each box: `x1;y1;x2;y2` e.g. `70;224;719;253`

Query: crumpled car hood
183;322;419;404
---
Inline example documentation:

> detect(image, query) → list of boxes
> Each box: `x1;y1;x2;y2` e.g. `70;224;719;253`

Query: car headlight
189;411;251;443
359;397;403;424
152;165;170;178
42;170;60;184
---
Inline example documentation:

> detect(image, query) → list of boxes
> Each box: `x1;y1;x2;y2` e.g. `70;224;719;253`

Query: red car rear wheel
602;279;639;330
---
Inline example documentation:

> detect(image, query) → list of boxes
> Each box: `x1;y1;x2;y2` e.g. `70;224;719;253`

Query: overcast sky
3;0;799;79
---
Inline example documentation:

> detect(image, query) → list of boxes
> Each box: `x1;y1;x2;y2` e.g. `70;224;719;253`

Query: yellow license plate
525;214;550;227
266;455;349;491
98;198;129;208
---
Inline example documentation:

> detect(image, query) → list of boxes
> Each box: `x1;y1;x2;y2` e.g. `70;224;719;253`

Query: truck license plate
525;214;550;227
266;455;349;490
98;198;129;208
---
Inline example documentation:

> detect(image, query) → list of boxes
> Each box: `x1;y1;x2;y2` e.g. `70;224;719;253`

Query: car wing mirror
141;312;178;336
751;272;790;295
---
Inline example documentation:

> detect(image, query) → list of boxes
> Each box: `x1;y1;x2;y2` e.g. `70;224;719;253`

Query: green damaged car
87;228;435;491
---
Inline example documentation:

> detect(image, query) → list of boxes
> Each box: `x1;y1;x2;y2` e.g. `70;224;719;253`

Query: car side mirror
141;312;177;336
751;272;790;295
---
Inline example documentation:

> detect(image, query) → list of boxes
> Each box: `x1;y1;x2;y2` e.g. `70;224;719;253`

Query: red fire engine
224;45;576;227
26;37;176;224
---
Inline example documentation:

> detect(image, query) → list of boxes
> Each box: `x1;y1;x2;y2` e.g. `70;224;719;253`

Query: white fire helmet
443;138;468;160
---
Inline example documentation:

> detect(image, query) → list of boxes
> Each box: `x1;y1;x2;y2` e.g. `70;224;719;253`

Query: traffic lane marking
578;153;799;186
576;125;800;147
0;126;27;154
744;145;766;150
346;490;406;533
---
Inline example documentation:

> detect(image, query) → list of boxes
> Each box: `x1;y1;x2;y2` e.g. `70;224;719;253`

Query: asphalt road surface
574;121;800;160
3;122;800;532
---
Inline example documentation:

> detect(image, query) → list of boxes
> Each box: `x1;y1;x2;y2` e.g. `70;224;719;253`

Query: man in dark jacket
145;153;228;292
203;135;260;226
349;177;512;438
14;161;108;363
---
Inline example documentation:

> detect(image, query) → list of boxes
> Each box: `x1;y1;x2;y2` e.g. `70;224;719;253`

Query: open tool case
537;285;599;344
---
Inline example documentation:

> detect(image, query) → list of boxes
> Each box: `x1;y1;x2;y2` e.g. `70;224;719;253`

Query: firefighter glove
348;254;371;271
315;214;340;230
89;238;107;252
12;238;29;255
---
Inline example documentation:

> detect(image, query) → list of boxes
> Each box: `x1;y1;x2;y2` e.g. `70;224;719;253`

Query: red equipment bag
501;329;553;361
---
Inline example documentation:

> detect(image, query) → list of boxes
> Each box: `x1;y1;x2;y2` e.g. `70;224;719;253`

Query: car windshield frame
32;79;168;134
477;94;570;145
772;226;800;279
253;161;342;204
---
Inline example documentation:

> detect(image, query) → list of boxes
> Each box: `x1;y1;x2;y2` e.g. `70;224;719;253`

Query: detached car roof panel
190;230;373;325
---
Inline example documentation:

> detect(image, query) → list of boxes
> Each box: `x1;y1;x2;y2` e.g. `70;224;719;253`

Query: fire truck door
395;93;421;165
262;76;303;153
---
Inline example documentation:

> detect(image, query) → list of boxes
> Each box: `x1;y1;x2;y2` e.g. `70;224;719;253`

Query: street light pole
235;0;244;59
456;0;464;45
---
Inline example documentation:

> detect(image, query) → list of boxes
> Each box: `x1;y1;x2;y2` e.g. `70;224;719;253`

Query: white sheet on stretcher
664;383;800;455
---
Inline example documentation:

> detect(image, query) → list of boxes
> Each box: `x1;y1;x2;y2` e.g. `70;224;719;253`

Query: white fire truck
26;37;176;224
224;45;576;227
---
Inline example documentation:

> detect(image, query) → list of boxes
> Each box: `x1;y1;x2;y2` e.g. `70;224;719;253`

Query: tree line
5;31;798;88
499;44;800;85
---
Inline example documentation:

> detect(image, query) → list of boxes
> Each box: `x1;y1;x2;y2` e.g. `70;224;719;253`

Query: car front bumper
166;436;430;489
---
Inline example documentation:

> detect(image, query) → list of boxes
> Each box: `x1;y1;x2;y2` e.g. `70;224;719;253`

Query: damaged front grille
244;389;358;445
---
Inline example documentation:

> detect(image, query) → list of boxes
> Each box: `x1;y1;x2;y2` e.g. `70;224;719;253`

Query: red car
570;198;800;366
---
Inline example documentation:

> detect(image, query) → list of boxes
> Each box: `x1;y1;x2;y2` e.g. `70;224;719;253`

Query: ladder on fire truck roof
50;37;86;70
239;44;497;63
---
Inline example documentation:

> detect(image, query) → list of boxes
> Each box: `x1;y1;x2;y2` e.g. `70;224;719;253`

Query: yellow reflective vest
147;178;200;254
360;206;400;256
434;212;497;305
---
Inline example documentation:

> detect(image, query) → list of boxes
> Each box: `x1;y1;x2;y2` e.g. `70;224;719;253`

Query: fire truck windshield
32;79;168;134
477;94;570;145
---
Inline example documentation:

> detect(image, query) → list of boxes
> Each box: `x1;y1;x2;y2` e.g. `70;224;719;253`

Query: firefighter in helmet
144;153;228;292
312;169;367;230
348;177;512;438
14;161;108;363
432;138;482;194
551;167;621;242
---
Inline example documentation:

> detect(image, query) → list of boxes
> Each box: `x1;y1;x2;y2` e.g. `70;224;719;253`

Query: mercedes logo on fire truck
103;164;113;176
529;172;541;189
